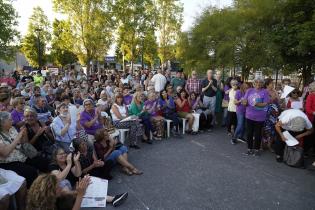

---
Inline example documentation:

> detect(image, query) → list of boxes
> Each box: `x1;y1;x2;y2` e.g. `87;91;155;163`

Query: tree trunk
302;65;312;88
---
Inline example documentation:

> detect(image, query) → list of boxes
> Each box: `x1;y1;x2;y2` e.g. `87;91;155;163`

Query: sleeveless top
176;98;190;113
111;103;127;122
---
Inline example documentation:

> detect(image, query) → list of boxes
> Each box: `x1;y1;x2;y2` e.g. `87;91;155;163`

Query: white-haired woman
242;78;270;156
0;111;39;188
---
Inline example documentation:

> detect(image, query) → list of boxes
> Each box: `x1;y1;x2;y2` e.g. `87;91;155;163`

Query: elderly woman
175;89;196;134
144;92;164;139
51;103;78;152
242;78;270;156
227;79;239;142
98;90;112;112
79;99;103;136
0;90;11;112
10;97;25;130
0;111;39;188
72;138;113;180
24;108;55;162
274;109;313;164
129;92;153;143
94;128;142;175
189;92;212;131
110;93;143;149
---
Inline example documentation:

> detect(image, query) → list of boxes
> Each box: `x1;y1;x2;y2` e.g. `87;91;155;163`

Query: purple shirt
123;95;133;106
244;88;270;122
11;109;24;128
235;90;245;114
80;109;103;135
144;100;158;116
223;85;230;101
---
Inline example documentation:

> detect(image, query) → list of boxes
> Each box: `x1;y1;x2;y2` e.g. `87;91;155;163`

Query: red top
176;98;191;113
305;93;315;122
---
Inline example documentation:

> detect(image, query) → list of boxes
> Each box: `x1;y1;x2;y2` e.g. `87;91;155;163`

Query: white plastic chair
164;119;173;138
180;118;188;134
118;129;129;144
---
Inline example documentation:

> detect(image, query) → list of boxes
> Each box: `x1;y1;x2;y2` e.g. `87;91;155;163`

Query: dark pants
227;111;237;133
0;161;38;188
274;130;305;157
140;115;155;137
199;113;212;130
164;112;180;131
246;119;264;150
86;160;114;180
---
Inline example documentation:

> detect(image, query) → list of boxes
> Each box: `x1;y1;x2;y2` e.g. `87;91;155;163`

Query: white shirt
228;88;237;112
278;109;312;131
151;73;167;92
110;103;127;121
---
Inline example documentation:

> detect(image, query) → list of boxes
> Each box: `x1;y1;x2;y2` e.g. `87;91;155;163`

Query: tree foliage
21;6;51;68
0;0;19;61
53;0;115;72
50;19;77;67
156;0;183;66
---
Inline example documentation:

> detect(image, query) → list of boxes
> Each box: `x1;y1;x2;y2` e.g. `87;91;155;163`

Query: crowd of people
0;67;315;210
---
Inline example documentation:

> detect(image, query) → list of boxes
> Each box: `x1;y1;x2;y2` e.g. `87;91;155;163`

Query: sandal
131;168;143;175
122;167;133;176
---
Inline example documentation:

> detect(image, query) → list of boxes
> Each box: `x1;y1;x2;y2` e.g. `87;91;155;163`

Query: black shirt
49;163;79;187
201;78;217;97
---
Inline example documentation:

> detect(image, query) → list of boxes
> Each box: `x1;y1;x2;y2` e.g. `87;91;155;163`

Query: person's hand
76;175;91;197
241;99;247;106
65;114;71;125
66;153;72;165
281;136;287;142
76;112;81;122
36;127;46;136
95;109;101;119
73;152;80;163
109;138;116;149
93;159;103;168
16;127;27;144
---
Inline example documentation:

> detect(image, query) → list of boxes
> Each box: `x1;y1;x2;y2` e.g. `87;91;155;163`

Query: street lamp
35;28;42;70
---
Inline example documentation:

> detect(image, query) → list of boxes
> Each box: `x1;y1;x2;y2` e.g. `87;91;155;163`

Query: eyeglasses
57;152;66;156
84;103;92;106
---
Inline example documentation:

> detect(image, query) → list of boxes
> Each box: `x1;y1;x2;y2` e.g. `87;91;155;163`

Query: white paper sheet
81;176;108;208
291;101;303;109
281;85;295;99
120;115;137;122
282;131;299;146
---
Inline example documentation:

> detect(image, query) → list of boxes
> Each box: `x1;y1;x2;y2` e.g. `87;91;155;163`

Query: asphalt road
85;128;315;210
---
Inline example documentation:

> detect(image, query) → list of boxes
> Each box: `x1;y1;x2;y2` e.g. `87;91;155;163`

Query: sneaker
112;192;128;207
253;150;261;156
237;138;247;143
276;156;283;163
230;138;237;145
243;150;253;156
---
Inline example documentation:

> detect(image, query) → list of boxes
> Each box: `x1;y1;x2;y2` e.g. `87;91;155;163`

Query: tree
50;19;77;68
21;6;51;68
0;0;19;61
114;0;157;72
156;0;183;68
53;0;115;73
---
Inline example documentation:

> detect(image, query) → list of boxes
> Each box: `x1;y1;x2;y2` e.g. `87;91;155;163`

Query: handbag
283;145;304;168
0;132;38;159
20;143;38;159
222;99;229;108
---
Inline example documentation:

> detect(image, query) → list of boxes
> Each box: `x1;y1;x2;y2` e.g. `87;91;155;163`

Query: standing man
151;69;167;92
202;70;218;127
185;70;201;95
171;70;185;92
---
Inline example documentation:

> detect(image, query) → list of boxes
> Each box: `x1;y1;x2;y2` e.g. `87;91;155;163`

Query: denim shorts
106;145;128;164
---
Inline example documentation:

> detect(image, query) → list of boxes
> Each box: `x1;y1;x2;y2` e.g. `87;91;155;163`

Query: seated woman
24;107;56;161
51;103;78;152
49;147;81;190
80;99;103;137
129;92;153;144
110;93;143;149
274;109;313;163
72;138;113;180
159;89;181;137
10;97;26;131
145;92;164;139
189;92;212;131
27;174;128;210
0;168;27;210
94;128;142;175
0;111;39;188
175;89;196;134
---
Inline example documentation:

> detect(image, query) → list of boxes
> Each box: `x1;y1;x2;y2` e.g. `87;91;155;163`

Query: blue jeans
234;113;245;139
106;145;128;164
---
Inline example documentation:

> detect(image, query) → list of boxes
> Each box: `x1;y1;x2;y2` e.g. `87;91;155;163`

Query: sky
12;0;233;56
12;0;233;35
